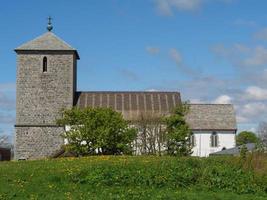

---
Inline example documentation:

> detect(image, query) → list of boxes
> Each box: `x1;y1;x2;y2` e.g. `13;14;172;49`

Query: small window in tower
43;57;47;72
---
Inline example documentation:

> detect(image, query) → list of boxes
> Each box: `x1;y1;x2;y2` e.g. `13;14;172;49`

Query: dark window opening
190;134;196;147
211;132;219;147
43;57;47;72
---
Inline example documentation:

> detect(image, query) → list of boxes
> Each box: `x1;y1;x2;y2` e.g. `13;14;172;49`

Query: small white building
186;104;237;157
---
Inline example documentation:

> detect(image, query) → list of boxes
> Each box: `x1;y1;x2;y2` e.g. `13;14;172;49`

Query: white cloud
237;123;258;133
155;0;173;15
177;75;230;101
154;0;233;15
0;112;15;124
0;92;15;111
0;83;16;111
0;83;15;92
146;46;160;55
151;73;267;129
255;28;267;41
190;98;206;103
242;102;267;117
0;83;16;139
169;0;201;10
236;102;267;124
236;115;249;123
212;44;267;68
119;69;139;81
245;86;267;100
213;95;232;104
242;46;267;67
211;43;249;63
169;48;183;65
169;48;198;75
233;19;257;27
248;127;256;133
155;0;201;15
146;88;159;92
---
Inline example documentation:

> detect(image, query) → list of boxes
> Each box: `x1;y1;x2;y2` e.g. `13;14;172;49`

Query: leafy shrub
57;107;137;155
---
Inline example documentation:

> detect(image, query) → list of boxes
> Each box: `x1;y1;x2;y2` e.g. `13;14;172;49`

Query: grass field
0;156;267;200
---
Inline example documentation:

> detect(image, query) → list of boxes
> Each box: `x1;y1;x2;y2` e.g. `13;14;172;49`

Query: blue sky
1;0;267;139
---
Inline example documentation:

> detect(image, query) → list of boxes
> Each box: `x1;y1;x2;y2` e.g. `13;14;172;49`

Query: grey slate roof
15;32;79;58
210;143;256;156
75;93;237;130
74;91;181;121
186;104;237;131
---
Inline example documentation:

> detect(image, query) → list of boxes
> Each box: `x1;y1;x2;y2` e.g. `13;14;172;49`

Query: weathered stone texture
15;127;64;160
15;50;77;159
16;52;76;125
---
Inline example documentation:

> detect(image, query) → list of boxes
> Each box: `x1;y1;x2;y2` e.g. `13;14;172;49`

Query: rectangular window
190;134;196;147
211;132;219;147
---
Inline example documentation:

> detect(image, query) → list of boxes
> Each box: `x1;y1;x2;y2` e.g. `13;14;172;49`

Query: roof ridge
15;32;48;50
49;32;75;50
77;91;180;93
189;103;234;105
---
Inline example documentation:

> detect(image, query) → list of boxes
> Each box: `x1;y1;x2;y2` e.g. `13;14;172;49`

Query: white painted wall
65;125;236;157
191;131;236;157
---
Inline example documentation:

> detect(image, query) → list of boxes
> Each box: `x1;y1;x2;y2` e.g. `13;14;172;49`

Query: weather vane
47;16;53;32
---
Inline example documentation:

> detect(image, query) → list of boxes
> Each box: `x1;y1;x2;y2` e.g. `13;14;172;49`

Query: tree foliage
134;112;166;155
57;107;137;156
258;122;267;147
236;131;259;146
165;102;193;156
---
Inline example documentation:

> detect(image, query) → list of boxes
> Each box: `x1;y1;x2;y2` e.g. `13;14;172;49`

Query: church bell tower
14;18;79;159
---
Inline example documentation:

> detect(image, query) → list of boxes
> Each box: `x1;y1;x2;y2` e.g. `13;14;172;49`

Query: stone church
14;21;237;160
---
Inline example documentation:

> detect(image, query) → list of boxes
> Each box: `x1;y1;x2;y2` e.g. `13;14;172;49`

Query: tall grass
0;155;266;199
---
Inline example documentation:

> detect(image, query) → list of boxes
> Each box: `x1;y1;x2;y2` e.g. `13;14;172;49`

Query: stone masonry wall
16;52;75;124
15;51;76;159
15;127;64;160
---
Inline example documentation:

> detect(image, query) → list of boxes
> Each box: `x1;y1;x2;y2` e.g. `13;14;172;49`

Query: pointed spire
47;16;53;32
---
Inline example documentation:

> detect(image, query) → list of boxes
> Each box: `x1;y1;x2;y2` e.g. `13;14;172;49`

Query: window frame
211;131;219;147
43;56;47;72
190;134;196;147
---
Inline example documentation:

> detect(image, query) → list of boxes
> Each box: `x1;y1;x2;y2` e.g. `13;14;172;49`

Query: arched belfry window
211;132;219;147
43;57;47;72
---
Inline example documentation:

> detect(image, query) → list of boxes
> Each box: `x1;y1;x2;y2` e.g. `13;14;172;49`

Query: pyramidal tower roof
15;32;79;59
15;32;74;51
15;17;80;59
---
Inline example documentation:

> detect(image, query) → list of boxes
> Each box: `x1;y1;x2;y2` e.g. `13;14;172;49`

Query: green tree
57;107;137;156
236;131;259;146
165;102;193;156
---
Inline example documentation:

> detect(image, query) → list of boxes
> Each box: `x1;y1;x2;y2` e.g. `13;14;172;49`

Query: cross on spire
47;16;53;32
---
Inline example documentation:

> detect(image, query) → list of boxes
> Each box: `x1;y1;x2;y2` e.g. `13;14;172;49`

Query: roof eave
14;49;80;60
191;128;237;132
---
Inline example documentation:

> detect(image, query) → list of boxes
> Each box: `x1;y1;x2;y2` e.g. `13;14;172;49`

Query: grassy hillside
0;156;267;200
